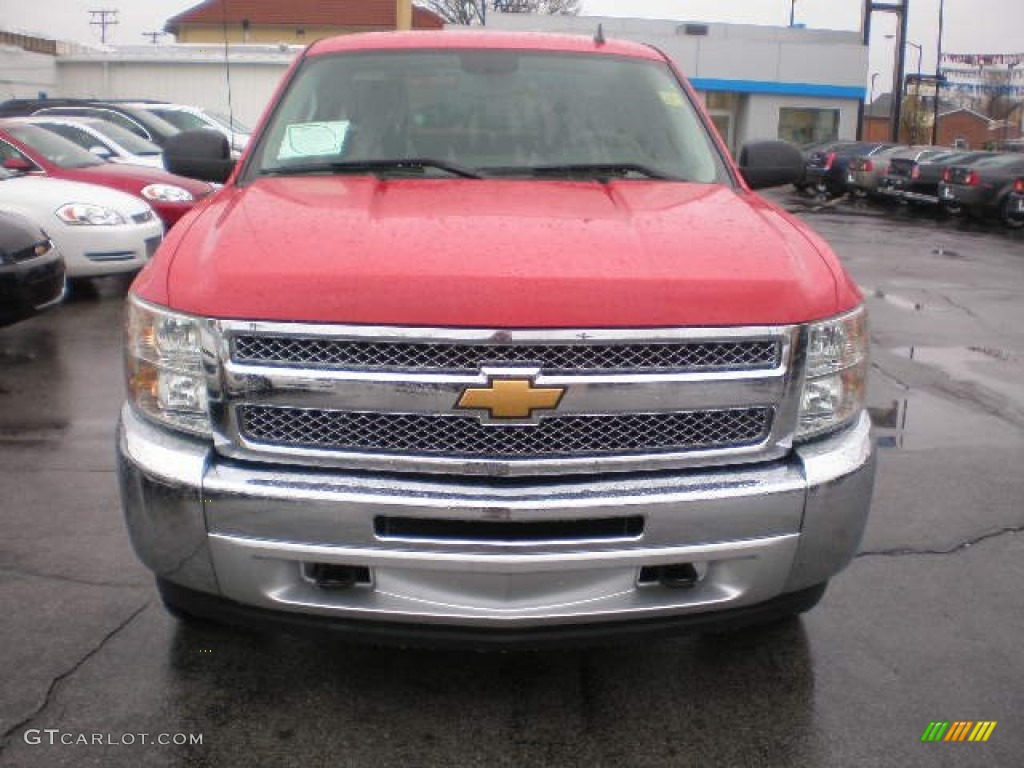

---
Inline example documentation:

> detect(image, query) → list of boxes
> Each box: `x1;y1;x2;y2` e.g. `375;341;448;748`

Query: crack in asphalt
0;565;146;590
932;378;1024;431
928;289;983;321
0;601;151;751
856;524;1023;558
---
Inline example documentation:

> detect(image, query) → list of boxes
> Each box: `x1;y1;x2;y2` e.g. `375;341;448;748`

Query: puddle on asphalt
868;388;1021;450
870;344;1024;450
890;346;1024;406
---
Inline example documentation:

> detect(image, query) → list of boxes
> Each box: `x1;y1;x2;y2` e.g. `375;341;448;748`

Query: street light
888;35;923;141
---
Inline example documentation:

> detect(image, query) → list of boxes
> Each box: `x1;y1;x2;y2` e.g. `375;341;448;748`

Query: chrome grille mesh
232;336;779;373
238;405;772;458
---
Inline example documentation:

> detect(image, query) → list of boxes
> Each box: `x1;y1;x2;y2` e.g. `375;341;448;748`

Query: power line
88;9;119;44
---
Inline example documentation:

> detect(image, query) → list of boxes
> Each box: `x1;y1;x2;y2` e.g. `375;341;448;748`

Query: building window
778;108;839;145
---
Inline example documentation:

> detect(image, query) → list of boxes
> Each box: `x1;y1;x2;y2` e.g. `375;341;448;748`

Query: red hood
140;177;858;327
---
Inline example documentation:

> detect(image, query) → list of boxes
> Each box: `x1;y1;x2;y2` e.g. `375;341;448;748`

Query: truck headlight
125;295;210;437
796;306;868;441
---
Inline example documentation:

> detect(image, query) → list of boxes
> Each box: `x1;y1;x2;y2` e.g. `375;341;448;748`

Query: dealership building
1;13;867;152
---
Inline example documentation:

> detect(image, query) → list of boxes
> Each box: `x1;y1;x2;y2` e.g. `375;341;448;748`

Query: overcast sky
2;0;1022;98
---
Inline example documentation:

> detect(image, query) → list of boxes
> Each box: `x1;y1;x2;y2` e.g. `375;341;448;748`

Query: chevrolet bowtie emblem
456;378;566;420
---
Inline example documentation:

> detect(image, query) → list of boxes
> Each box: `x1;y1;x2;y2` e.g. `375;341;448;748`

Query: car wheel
156;578;210;624
1002;199;1024;230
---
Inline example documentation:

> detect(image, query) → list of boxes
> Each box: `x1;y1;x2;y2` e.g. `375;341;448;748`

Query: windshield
206;110;252;134
4;123;104;168
148;108;210;132
247;50;726;183
88;120;163;155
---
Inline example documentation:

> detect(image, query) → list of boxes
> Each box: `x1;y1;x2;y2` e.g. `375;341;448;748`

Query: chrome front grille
209;322;801;476
238;405;773;458
232;335;780;373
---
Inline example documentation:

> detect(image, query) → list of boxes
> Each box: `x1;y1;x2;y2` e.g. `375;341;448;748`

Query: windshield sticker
659;91;685;108
277;121;350;159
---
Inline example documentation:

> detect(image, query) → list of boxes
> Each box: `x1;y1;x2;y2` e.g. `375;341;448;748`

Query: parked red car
0;119;215;228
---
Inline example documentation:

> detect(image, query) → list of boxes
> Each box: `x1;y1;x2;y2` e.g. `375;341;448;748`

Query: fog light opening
302;563;372;590
638;562;705;589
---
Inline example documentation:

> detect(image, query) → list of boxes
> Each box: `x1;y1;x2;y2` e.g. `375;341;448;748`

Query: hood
150;177;854;328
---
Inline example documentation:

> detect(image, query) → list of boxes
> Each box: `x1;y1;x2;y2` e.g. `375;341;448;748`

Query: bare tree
419;0;580;25
977;67;1023;146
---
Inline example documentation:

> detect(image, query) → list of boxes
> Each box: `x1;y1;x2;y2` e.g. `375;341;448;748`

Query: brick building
863;94;1021;148
165;0;444;45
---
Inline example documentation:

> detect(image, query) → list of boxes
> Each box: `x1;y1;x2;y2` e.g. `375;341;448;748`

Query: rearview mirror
163;129;236;184
737;140;804;189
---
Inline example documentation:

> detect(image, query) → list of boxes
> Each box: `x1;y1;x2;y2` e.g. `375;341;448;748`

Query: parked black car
0;99;180;146
803;141;896;197
0;210;65;326
879;150;993;207
938;154;1024;225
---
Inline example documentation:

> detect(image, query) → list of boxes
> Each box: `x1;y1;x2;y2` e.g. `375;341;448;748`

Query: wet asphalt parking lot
1;198;1022;768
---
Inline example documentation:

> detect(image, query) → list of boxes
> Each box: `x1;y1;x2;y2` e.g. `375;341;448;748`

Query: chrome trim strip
209;532;798;572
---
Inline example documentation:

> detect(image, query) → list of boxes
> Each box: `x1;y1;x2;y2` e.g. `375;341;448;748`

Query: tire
157;577;210;625
779;581;828;616
1002;198;1024;230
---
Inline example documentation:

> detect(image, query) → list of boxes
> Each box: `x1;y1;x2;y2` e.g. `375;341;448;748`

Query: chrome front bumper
118;406;875;631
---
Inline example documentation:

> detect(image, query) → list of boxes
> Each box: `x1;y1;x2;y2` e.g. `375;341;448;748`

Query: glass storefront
778;108;840;145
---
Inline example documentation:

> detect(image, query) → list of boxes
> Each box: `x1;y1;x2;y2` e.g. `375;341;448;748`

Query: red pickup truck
118;31;874;647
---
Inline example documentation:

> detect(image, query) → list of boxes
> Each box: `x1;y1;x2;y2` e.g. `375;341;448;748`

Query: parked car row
0;98;251;155
0;97;245;327
797;140;1024;229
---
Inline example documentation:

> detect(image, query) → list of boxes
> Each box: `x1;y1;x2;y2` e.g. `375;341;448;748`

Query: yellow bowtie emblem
456;378;566;420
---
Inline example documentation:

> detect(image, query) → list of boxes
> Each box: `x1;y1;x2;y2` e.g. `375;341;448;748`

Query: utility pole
789;0;797;27
142;31;165;45
931;0;945;145
89;9;119;44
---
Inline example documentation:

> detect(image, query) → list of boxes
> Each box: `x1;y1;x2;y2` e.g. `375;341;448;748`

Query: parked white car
0;167;163;279
16;116;165;169
125;102;250;154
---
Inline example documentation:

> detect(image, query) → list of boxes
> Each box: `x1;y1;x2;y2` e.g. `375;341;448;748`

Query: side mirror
163;129;236;184
89;145;113;159
737;140;804;190
2;157;34;173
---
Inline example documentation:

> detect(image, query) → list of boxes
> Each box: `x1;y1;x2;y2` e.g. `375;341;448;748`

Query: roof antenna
221;0;237;153
594;24;605;46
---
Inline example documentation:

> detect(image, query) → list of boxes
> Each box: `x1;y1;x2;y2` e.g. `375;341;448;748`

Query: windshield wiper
258;158;485;179
495;163;684;182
